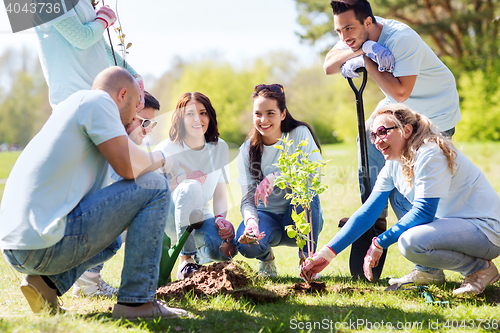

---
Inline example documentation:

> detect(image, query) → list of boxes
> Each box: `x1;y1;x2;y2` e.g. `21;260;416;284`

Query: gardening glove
244;218;265;242
363;237;384;281
134;74;145;112
300;245;337;281
340;55;365;79
95;5;117;29
255;172;278;207
362;41;395;73
176;170;208;186
215;215;235;242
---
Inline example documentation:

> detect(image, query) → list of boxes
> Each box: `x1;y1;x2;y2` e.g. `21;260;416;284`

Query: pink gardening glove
255;172;278;207
187;170;207;185
215;215;235;242
95;5;116;29
245;218;265;242
300;246;337;282
135;75;145;112
363;237;384;281
176;170;208;186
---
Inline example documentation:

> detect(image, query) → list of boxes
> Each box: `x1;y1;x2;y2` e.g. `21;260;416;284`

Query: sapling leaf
299;223;311;235
298;239;307;248
286;228;297;239
273;145;284;150
126;42;132;49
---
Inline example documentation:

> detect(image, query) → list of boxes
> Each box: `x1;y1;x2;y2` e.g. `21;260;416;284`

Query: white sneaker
72;273;118;298
176;258;201;280
453;261;500;296
259;258;277;278
388;269;445;287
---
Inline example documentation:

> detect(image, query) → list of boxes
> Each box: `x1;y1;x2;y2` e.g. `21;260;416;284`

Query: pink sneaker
453;261;500;296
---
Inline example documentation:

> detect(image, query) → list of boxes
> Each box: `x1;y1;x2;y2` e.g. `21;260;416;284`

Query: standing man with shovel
323;0;461;285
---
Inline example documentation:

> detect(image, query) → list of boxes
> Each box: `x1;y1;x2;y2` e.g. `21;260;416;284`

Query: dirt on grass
156;261;286;303
290;281;327;293
156;261;338;303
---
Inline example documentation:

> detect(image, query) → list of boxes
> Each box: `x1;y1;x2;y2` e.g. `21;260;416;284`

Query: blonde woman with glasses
302;104;500;296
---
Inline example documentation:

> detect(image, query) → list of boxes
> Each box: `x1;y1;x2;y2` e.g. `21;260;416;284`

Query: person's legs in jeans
194;216;237;264
165;180;205;279
236;196;323;276
170;181;204;257
4;172;170;303
236;211;282;261
399;218;500;276
71;241;121;297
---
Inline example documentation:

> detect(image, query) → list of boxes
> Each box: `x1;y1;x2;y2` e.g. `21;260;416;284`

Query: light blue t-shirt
237;126;323;216
374;142;500;246
0;90;127;250
334;17;461;131
35;0;108;106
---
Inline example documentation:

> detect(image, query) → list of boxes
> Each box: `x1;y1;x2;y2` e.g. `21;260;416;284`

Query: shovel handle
347;68;371;202
347;68;368;97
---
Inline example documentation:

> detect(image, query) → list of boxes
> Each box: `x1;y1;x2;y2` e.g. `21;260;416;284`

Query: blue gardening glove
362;41;395;73
340;55;365;79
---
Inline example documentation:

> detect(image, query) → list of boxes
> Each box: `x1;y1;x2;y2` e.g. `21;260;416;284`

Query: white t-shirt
237;126;323;216
0;90;126;250
154;139;230;216
35;0;108;106
374;142;500;246
334;17;461;132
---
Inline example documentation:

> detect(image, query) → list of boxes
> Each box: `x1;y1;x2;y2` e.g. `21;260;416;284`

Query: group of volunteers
1;0;499;321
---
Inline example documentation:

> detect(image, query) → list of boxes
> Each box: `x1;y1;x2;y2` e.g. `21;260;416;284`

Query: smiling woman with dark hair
154;92;235;281
235;84;324;278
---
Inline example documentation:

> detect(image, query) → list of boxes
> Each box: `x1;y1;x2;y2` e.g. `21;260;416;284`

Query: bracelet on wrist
95;17;108;28
159;151;166;167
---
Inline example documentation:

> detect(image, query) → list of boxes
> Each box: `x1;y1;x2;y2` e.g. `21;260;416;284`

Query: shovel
345;68;388;282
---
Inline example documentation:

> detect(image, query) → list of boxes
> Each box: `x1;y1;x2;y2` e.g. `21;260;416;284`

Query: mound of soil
156;261;354;303
157;261;264;301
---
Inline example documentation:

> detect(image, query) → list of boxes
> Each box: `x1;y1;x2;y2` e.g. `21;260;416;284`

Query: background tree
0;48;50;148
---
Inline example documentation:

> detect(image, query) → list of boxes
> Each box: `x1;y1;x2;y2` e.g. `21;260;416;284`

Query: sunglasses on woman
136;114;158;129
370;125;397;143
254;83;285;95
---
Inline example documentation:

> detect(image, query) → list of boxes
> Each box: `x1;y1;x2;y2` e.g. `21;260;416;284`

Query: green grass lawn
1;142;500;332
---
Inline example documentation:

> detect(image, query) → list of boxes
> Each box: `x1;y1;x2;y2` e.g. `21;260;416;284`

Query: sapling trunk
304;205;312;257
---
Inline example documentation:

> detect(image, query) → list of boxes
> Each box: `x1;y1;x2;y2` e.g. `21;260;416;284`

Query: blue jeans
358;125;455;220
398;218;500;276
164;180;235;264
2;172;169;303
236;195;324;261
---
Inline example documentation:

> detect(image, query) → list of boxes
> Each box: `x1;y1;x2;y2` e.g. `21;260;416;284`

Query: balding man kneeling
0;67;186;320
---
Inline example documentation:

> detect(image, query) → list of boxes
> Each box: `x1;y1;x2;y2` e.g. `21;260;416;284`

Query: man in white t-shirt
324;0;461;224
0;67;186;320
72;91;161;298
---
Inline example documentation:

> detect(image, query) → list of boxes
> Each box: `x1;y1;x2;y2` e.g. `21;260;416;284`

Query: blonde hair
373;104;457;185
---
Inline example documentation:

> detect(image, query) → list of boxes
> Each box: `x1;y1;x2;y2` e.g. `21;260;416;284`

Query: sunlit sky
0;0;331;78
